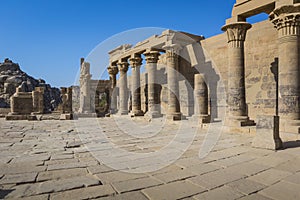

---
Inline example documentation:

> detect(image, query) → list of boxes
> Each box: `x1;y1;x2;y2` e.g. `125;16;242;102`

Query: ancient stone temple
108;32;205;120
103;0;300;148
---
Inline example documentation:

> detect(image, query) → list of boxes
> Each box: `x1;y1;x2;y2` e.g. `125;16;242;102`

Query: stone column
107;65;118;114
32;87;44;114
163;44;182;120
270;4;300;121
117;61;129;115
66;87;73;114
144;50;162;118
194;74;210;123
79;61;92;113
129;55;144;116
222;22;255;126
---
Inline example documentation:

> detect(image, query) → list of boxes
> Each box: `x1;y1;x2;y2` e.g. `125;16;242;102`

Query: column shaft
117;62;129;115
222;22;255;126
166;49;181;120
270;5;300;120
144;50;162;118
130;56;144;116
79;61;92;113
107;65;118;114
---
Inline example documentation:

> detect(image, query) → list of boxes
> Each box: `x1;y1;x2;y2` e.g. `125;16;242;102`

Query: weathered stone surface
100;191;148;200
193;185;244;200
50;184;115;200
259;181;300;200
227;178;266;195
142;181;205;200
252;115;282;150
248;169;292;186
37;168;87;182
112;177;163;193
153;169;196;183
0;172;37;184
95;171;147;184
6;175;100;198
188;169;246;189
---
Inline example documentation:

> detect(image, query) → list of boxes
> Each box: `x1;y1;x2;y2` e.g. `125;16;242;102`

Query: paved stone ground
0;117;300;199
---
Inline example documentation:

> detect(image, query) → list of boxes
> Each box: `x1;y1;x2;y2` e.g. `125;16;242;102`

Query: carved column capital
163;43;182;60
117;61;129;73
222;22;252;47
107;65;118;76
144;50;160;64
129;56;142;68
270;4;300;38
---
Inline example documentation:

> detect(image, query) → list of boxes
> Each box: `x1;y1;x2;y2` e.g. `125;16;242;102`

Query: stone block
252;115;283;150
59;113;73;120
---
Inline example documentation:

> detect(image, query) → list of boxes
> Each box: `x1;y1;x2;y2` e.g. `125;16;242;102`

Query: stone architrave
222;22;255;127
144;50;162;118
252;115;283;150
194;74;210;123
270;4;300;123
129;55;144;116
107;65;119;114
117;61;129;115
163;44;182;120
79;61;92;113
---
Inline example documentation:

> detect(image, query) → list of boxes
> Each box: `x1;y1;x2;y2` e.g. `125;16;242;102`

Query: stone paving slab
0;172;37;185
188;168;246;189
193;185;244;200
50;184;115;200
142;180;206;200
247;169;292;186
259;181;300;200
99;191;149;200
36;168;88;182
112;176;163;193
0;118;300;199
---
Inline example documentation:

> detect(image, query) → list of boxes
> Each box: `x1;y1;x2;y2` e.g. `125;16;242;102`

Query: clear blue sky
0;0;268;87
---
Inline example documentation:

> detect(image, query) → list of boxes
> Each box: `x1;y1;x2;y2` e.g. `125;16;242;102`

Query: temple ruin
78;0;299;150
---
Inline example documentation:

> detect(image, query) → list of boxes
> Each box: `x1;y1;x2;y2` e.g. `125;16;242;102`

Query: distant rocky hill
0;58;61;112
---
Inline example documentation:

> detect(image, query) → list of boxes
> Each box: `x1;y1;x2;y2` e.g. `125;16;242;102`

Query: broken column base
166;112;183;121
60;113;74;120
130;110;144;117
252;115;283;150
225;116;256;127
146;111;163;119
118;110;129;116
192;114;211;123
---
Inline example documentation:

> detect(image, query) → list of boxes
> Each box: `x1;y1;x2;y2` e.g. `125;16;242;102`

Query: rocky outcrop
0;58;61;112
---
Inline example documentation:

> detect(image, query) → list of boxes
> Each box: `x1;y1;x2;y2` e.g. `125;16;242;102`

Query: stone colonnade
221;3;300;128
108;45;189;120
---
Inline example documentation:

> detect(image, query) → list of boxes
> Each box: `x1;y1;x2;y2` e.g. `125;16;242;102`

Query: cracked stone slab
259;181;300;200
0;172;37;185
142;180;205;200
50;184;115;200
112;177;163;193
193;185;244;200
